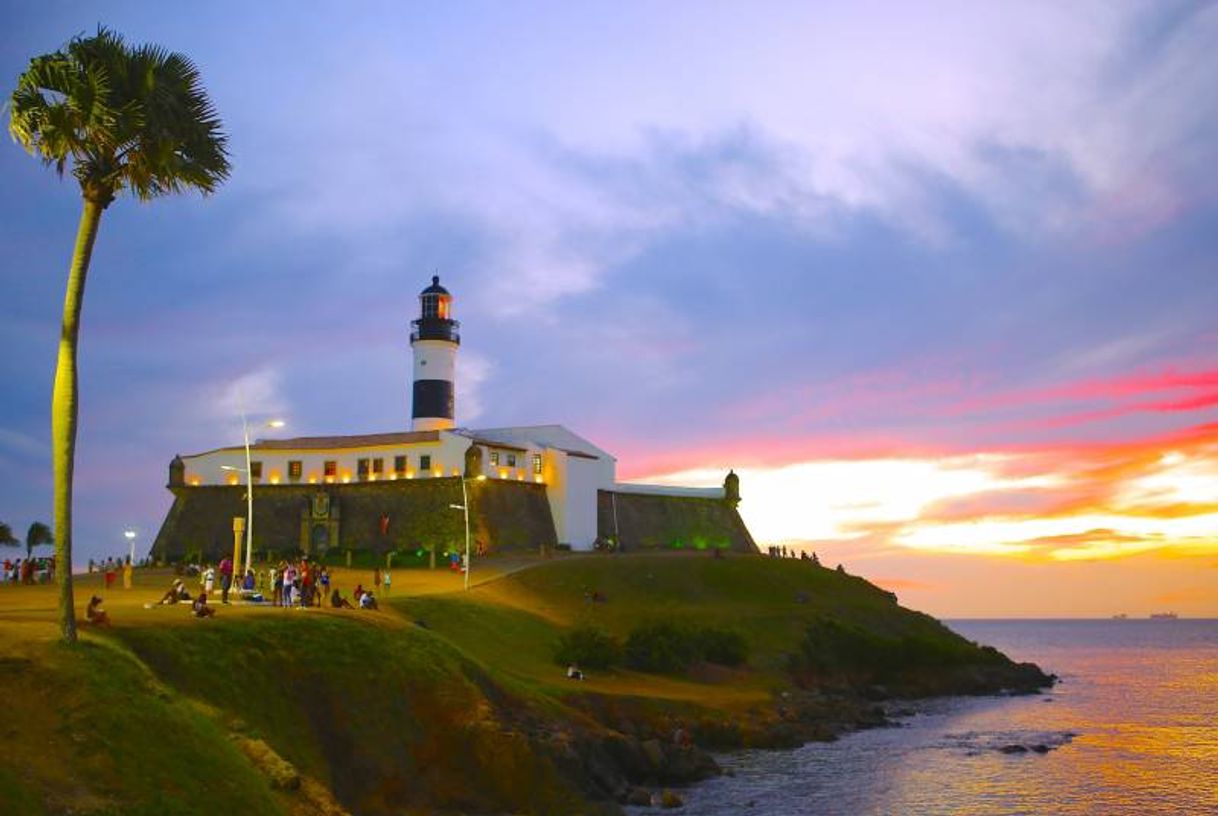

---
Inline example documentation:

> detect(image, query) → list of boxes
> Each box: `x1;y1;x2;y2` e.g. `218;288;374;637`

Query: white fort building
169;277;737;552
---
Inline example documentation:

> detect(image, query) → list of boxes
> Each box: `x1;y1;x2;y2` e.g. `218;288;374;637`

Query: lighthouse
410;275;460;430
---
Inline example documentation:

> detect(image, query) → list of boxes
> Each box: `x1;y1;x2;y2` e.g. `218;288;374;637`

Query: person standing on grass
383;569;391;597
219;555;233;604
319;567;330;602
203;564;215;596
122;558;133;590
374;567;382;595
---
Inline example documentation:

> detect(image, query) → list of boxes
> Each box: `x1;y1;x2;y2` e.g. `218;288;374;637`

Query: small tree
26;522;53;559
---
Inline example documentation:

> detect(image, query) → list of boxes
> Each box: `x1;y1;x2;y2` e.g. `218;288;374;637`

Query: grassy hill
0;553;1050;814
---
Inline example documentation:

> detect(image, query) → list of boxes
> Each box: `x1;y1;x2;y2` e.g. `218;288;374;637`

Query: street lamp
449;474;487;591
220;416;284;580
124;529;136;564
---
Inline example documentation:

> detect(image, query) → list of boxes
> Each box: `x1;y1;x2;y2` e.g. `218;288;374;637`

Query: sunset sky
2;2;1216;616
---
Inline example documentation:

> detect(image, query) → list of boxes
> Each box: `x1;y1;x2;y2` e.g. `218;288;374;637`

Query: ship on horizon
1149;612;1179;620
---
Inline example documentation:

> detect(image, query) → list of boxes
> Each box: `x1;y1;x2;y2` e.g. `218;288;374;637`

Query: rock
1031;744;1051;754
660;789;684;808
999;744;1028;754
641;738;666;769
626;787;653;806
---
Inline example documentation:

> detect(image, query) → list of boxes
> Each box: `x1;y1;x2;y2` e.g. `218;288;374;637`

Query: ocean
652;619;1218;816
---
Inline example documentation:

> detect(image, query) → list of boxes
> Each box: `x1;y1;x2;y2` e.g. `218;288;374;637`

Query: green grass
0;552;1027;814
0;636;287;816
113;614;597;815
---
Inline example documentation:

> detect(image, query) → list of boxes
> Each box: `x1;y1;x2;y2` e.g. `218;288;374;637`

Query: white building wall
181;432;472;486
564;456;603;550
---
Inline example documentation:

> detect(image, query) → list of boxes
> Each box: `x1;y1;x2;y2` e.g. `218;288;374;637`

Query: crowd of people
3;555;56;585
150;558;390;617
766;545;820;564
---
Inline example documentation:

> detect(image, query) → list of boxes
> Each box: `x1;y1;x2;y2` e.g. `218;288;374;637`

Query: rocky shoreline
541;658;1056;810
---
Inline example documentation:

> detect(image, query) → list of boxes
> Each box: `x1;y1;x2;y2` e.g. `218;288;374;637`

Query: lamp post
124;529;136;564
222;415;284;580
449;474;486;591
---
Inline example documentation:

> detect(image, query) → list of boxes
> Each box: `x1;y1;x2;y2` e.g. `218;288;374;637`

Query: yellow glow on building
451;467;460;476
308;475;318;484
269;472;281;485
390;473;398;480
324;476;335;484
534;475;543;483
226;473;239;486
406;470;415;479
432;468;442;477
498;468;508;479
189;476;201;486
341;475;351;483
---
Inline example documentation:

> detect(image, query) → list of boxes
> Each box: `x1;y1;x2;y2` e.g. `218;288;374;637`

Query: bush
694;626;749;667
624;622;750;673
624;622;698;672
553;626;621;670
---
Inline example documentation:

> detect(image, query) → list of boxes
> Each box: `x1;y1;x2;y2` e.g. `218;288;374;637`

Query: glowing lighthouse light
409;275;460;431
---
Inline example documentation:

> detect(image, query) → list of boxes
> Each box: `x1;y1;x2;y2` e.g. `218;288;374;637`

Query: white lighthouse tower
410;275;460;430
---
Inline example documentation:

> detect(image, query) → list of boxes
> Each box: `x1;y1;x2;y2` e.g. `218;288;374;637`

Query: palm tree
25;521;54;560
0;522;19;549
9;27;229;642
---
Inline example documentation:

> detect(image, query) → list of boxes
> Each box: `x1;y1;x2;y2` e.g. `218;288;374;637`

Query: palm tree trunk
53;197;104;644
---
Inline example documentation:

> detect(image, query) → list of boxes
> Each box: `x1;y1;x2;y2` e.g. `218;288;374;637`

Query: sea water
646;620;1218;815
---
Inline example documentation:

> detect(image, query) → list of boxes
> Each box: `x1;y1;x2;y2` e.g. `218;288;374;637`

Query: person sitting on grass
330;589;354;609
353;583;365;604
86;595;111;626
192;592;215;619
566;664;584;681
358;591;378;610
158;579;187;605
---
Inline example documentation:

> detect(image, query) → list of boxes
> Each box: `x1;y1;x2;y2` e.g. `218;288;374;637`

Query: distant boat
1149;612;1179;620
1112;613;1128;619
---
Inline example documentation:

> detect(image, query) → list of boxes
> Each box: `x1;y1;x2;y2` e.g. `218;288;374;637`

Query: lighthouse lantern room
410;275;460;430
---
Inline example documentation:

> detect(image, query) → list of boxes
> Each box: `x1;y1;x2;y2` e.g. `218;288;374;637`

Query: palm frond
8;25;229;204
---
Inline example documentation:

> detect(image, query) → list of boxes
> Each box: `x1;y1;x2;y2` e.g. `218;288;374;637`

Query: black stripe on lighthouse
412;379;454;419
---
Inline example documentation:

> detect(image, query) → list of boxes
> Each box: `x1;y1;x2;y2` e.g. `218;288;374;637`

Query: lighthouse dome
421;275;450;296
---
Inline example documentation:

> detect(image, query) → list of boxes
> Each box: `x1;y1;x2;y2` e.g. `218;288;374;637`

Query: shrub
553;626;621;670
624;622;750;673
624;622;698;672
694;626;749;667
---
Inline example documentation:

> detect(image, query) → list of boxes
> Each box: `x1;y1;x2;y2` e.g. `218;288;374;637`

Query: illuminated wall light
390;473;398;480
406;470;415;479
308;475;318;484
369;473;377;482
451;467;460;476
342;475;351;483
325;476;335;484
432;468;442;477
498;468;508;479
189;476;201;486
534;475;543;483
270;474;281;485
517;472;524;480
226;473;239;486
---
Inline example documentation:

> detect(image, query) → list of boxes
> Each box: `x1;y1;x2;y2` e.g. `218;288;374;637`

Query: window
288;460;302;482
250;461;263;479
357;458;370;480
372;458;384;474
489;451;499;466
420;454;432;472
324;461;337;477
394;455;407;474
532;453;542;474
507;453;517;467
